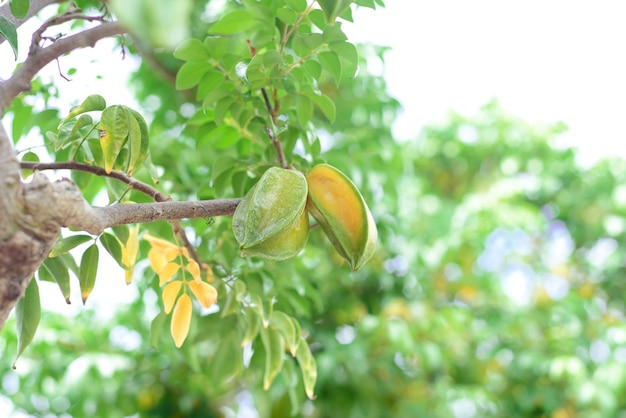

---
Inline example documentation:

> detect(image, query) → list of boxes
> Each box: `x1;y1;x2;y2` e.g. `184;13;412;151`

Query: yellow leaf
148;249;167;273
158;262;181;286
164;247;181;262
143;232;179;251
171;293;192;348
162;280;182;314
186;260;201;282
122;225;139;266
189;281;217;309
122;225;139;284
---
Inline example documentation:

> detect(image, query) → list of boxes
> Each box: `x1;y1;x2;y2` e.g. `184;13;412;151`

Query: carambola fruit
232;167;309;260
306;163;378;271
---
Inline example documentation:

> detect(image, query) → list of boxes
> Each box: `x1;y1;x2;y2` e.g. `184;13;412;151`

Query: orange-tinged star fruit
306;163;377;271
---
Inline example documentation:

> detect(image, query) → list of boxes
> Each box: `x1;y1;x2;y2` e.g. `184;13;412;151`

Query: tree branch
21;161;166;201
19;160;238;268
0;0;63;45
0;21;126;114
74;199;241;235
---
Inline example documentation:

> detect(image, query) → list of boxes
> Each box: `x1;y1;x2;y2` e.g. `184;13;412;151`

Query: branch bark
0;21;126;113
70;197;241;235
0;0;63;44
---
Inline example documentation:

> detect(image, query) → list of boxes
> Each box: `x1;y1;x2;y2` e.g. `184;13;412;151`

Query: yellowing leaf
186;260;201;282
296;339;317;399
158;262;181;286
148;249;167;273
171;293;192;348
189;281;217;309
164;247;181;262
122;225;139;284
143;232;179;251
204;264;215;282
260;326;285;390
162;280;182;314
100;105;130;173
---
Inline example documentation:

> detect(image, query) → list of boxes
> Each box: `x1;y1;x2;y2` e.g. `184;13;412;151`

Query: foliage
2;0;626;417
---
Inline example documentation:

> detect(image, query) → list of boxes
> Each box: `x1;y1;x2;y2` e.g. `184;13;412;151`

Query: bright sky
347;1;626;166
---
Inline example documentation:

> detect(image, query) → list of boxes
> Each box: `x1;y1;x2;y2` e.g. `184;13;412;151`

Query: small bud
306;164;377;271
233;167;309;260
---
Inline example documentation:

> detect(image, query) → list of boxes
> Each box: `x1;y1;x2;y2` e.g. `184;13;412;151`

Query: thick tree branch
0;0;63;44
0;21;126;114
19;160;237;269
72;199;241;235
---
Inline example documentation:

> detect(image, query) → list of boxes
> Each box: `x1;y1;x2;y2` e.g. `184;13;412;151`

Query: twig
20;160;164;200
0;21;126;114
29;6;107;55
0;0;63;45
247;41;288;168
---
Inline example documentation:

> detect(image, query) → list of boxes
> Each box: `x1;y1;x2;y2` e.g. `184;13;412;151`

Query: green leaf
99;233;124;269
242;307;262;346
0;17;18;60
126;108;150;175
260;326;285;390
173;38;209;62
318;51;341;82
20;151;39;177
220;279;246;318
286;0;307;13
49;234;92;258
150;311;167;349
211;156;238;183
296;95;313;127
323;23;348;44
202;88;234;109
176;61;210;90
303;59;322;79
209;10;259;34
296;338;317;399
13;279;41;369
270;311;299;356
111;224;130;245
100;105;130;174
66;95;106;121
329;41;357;64
41;257;72;304
308;9;327;30
331;42;358;79
316;0;353;24
78;244;99;304
9;0;29;19
204;124;240;149
277;6;298;24
210;331;244;381
125;109;142;175
306;91;336;123
213;96;235;126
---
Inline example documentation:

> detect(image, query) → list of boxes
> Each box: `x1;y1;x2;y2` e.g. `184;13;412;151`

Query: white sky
346;1;626;166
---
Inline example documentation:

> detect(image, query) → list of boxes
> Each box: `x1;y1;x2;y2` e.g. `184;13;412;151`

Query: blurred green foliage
3;1;626;417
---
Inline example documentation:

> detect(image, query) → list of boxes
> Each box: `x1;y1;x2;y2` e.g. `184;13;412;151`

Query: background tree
2;1;626;418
